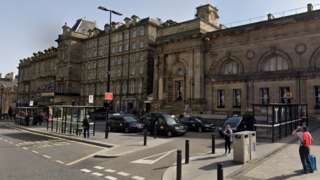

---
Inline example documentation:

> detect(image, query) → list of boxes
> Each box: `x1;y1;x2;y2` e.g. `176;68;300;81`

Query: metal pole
105;11;112;139
185;140;189;164
176;150;182;180
212;134;216;154
217;163;224;180
143;128;147;146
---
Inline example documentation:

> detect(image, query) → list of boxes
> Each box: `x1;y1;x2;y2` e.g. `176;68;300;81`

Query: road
0;122;224;180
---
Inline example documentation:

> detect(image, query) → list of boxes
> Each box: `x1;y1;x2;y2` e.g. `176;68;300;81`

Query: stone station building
17;3;320;118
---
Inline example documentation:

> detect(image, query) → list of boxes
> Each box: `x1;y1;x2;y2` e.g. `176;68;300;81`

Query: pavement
162;126;320;180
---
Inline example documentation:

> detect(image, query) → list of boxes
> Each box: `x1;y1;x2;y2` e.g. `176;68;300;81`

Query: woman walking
224;124;233;154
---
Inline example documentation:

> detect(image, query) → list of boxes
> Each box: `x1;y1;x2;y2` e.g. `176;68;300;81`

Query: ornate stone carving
246;50;255;60
295;43;307;54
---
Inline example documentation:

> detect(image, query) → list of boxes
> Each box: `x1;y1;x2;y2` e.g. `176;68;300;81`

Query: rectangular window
233;89;241;108
280;87;291;104
259;88;269;105
217;90;225;108
315;86;320;109
139;42;144;49
139;27;145;36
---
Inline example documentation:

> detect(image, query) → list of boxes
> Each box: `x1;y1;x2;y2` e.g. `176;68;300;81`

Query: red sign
104;92;113;101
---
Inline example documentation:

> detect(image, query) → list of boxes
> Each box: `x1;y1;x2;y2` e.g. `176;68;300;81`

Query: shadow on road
2;132;55;141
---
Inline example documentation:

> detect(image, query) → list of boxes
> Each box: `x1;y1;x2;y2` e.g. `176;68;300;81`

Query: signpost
29;101;34;107
89;95;94;104
104;92;113;139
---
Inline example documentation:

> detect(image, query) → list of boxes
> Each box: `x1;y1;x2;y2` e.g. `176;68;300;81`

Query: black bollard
217;163;223;180
212;134;216;154
185;140;189;164
176;150;182;180
144;129;147;146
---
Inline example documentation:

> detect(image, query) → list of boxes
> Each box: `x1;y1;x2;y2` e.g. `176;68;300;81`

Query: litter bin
233;131;256;163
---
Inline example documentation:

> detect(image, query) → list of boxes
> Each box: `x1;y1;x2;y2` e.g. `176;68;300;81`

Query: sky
0;0;319;75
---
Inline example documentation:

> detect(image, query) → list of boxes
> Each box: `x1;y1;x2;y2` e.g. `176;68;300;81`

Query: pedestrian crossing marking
105;169;116;173
132;176;145;180
43;155;51;159
131;149;177;165
92;172;104;177
81;169;91;173
94;166;104;170
104;176;118;180
117;171;130;176
32;150;39;154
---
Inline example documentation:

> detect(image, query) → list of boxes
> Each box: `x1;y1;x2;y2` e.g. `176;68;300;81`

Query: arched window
262;55;289;72
223;61;240;75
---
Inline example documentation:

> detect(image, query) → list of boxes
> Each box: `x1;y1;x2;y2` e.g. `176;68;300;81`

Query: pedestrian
224;124;233;154
292;126;313;174
82;118;90;138
8;106;13;120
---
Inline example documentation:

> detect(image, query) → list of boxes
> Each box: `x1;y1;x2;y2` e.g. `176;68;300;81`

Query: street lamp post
98;6;122;139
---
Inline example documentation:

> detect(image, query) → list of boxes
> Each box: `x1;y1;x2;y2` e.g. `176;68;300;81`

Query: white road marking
92;172;104;177
81;169;91;173
105;169;116;173
104;176;118;180
55;160;65;164
66;149;106;166
94;166;104;170
32;150;39;154
42;155;51;159
22;147;29;150
132;176;145;180
131;149;177;165
117;171;130;176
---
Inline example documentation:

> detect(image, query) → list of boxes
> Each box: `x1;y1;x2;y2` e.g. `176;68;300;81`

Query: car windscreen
224;117;241;128
123;116;138;123
163;114;178;125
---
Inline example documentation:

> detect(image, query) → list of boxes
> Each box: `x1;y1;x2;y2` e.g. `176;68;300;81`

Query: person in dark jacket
224;124;233;154
82;118;90;138
8;106;13;120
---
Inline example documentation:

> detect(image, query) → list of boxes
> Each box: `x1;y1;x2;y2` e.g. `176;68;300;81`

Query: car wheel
167;131;173;137
197;127;203;133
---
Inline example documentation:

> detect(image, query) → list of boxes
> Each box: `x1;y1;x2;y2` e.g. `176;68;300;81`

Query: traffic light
104;101;113;111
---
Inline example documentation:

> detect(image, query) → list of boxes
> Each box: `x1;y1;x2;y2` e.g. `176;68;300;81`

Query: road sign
29;101;34;107
104;92;113;101
89;95;94;104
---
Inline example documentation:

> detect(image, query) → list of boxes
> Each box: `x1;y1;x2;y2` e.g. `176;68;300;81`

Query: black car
89;108;116;121
179;116;215;132
218;115;255;137
109;114;144;133
141;113;187;137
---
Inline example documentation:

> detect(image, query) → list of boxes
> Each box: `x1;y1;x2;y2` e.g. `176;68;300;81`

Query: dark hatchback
179;116;215;132
109;114;144;133
141;113;187;137
218;115;255;137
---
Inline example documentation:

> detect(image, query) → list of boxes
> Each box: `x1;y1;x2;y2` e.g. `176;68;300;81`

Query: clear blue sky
0;0;319;75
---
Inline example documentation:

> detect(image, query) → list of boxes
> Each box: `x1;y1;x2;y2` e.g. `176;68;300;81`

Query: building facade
18;3;320;117
0;73;17;115
153;3;320;118
18;16;160;113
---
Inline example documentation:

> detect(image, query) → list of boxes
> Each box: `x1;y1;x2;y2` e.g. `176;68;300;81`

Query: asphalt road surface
0;122;224;180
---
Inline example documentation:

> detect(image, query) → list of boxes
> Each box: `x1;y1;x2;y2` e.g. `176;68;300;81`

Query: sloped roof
71;19;96;35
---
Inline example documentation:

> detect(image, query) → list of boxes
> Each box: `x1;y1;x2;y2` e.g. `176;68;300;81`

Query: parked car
109;114;144;133
89;108;116;121
179;116;215;132
218;115;255;137
141;113;187;137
